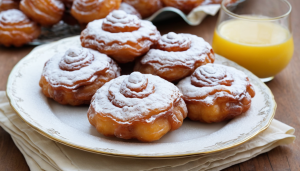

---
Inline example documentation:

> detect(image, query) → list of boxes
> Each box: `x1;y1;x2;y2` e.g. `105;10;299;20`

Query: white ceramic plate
7;36;276;158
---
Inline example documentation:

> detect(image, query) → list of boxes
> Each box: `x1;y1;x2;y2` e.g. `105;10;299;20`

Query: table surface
1;1;300;170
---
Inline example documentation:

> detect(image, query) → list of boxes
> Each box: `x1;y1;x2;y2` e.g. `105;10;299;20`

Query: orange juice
212;19;294;78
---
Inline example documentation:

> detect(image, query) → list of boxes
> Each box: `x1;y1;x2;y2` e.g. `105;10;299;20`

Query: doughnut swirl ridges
102;10;141;33
177;64;255;123
119;2;142;19
135;32;214;82
123;0;163;18
71;0;121;24
80;10;161;63
39;47;121;106
88;72;187;142
0;9;41;47
20;0;64;26
0;0;20;12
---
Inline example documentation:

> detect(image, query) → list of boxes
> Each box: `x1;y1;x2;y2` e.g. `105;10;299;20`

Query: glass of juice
212;0;294;82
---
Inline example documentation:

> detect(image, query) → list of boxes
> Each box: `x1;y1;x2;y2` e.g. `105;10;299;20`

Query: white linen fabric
0;91;295;171
187;4;221;25
146;5;221;26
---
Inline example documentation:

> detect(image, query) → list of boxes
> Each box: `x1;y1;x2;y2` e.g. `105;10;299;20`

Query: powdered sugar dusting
91;73;182;121
42;47;113;89
124;72;147;89
167;32;176;39
0;9;28;23
119;2;142;19
158;32;191;51
59;48;94;71
112;10;126;19
191;64;233;87
50;0;65;10
118;72;154;98
81;17;160;44
177;64;252;105
141;33;213;70
102;10;141;32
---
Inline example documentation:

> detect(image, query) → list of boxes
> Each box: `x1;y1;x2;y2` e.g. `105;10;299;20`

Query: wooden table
0;1;299;170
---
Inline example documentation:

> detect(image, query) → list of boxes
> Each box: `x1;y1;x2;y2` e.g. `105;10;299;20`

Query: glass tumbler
212;0;294;82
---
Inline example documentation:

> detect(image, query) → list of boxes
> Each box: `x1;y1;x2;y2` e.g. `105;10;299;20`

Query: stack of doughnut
0;0;239;47
39;11;256;142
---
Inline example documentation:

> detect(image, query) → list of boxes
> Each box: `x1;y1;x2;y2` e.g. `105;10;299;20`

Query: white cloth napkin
0;91;295;171
146;4;220;26
187;4;221;25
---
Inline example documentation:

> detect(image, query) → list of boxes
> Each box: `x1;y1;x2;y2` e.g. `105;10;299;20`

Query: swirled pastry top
141;32;214;69
0;9;41;47
81;10;160;44
177;64;254;104
0;0;20;12
20;0;64;26
119;2;142;19
72;0;105;14
0;9;29;25
71;0;121;24
90;72;183;121
123;0;163;18
42;48;113;89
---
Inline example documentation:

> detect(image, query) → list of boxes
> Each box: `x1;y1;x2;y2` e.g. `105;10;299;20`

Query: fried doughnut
0;9;41;47
39;47;121;106
162;0;203;14
88;72;187;142
0;0;20;12
177;64;255;123
119;2;142;19
20;0;64;26
123;0;163;18
71;0;121;24
80;10;161;63
134;32;214;82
